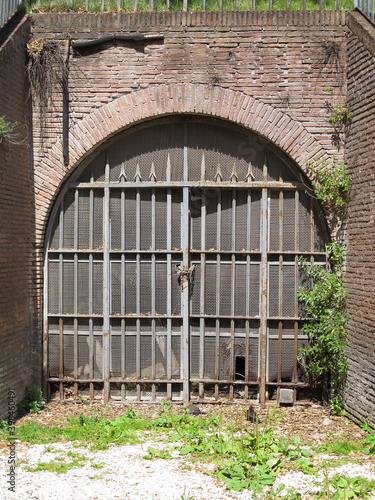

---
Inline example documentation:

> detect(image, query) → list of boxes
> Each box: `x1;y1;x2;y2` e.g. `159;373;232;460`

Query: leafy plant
298;241;348;413
325;99;352;149
329;101;352;129
0;116;17;143
361;422;375;454
306;158;351;212
326;474;375;499
18;386;46;416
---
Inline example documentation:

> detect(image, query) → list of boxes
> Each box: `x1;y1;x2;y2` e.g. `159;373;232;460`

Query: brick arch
39;83;329;243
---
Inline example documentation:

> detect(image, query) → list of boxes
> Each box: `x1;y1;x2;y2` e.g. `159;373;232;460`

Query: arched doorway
44;116;328;404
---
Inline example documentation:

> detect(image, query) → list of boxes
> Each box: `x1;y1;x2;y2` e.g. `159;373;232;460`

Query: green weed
24;451;88;473
18;386;46;416
24;0;354;13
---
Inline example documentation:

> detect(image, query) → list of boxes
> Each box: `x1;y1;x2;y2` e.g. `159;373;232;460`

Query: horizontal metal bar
47;313;182;319
190;379;259;385
266;382;318;387
48;377;183;383
71;181;305;189
267;316;306;321
190;314;261;320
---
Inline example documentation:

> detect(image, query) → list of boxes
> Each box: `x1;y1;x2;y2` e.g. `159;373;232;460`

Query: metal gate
45;117;327;404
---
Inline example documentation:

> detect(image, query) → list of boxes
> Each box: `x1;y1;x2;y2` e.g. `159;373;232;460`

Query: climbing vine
306;157;351;212
306;157;351;237
299;159;351;414
298;242;348;414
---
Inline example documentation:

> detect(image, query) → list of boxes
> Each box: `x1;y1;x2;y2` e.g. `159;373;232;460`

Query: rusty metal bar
293;321;299;403
182;123;190;402
121;319;125;400
277;321;282;384
151;188;156;401
73;192;78;393
59;318;64;399
215;190;222;400
48;376;311;388
295;190;299;253
244;188;252;400
74;319;78;399
49;377;184;384
229;189;236;401
259;157;268;407
199;188;206;400
103;157;111;403
167;180;172;399
89;318;94;399
74;181;305;190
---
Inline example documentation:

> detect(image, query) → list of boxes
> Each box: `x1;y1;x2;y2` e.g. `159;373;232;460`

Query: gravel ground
1;401;374;500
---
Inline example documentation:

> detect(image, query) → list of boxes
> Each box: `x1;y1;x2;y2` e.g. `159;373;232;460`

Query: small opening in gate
235;356;246;380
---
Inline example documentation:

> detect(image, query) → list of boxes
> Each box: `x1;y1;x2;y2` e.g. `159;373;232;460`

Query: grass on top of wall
23;0;354;13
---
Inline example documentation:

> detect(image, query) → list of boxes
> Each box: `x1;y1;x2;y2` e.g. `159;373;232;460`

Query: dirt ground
8;399;367;447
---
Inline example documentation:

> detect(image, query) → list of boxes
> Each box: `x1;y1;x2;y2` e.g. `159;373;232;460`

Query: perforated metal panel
45;117;328;403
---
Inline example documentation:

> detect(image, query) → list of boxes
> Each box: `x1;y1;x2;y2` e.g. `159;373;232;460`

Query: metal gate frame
43;117;328;405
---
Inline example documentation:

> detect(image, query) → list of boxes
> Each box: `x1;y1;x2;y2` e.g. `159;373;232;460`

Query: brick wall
345;11;375;427
0;15;33;419
28;11;347;388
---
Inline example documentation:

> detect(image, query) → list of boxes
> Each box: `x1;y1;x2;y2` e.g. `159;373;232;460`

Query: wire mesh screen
46;117;328;402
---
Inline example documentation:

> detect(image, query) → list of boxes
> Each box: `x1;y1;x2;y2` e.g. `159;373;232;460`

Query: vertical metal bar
235;0;239;9
229;189;236;401
182;187;190;402
121;319;125;401
74;254;78;399
134;0;137;10
151;189;156;401
303;0;306;9
319;0;323;9
219;0;223;9
286;0;289;9
279;190;283;319
86;0;89;9
167;160;172;398
215;191;221;400
59;317;64;400
117;0;121;11
89;319;94;399
183;0;188;10
277;321;282;384
74;319;78;399
202;0;206;9
252;0;255;9
295;191;299;253
259;158;268;408
166;0;170;9
293;320;298;403
101;0;104;11
181;122;190;402
245;189;251;400
150;0;154;10
136;188;141;400
103;158;111;403
199;188;206;400
269;0;272;9
336;0;340;9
